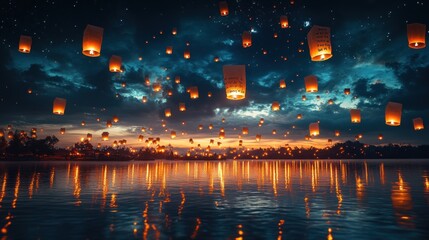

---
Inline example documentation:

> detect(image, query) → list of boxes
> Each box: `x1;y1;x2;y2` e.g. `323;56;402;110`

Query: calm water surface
0;159;429;239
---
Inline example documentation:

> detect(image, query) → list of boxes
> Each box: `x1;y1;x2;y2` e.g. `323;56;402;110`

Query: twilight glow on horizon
1;0;428;150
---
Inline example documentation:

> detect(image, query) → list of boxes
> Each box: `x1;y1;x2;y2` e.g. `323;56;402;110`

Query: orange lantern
307;25;332;61
171;131;177;139
302;95;307;101
142;96;148;103
112;115;119;123
242;127;249;135
279;79;286;88
219;1;229;16
219;132;225;139
413;117;424;130
81;121;86;126
309;122;320;136
101;132;109;141
350;109;361;123
82;24;103;57
385;102;402;126
213;56;220;62
272;129;277;135
297;114;302;119
138;135;144;142
145;76;151;86
198;125;203;130
60;128;66;135
208;92;212;97
18;35;32;53
223;65;246;100
334;130;340;137
109;55;122;72
172;28;177;35
179;103;186;111
280;15;289;28
327;99;334;105
184;49;191;59
242;31;252;48
164;109;171;117
304;75;318;92
189;86;199;99
344;88;351;95
52;97;67;115
166;46;173;54
272;101;280;111
87;133;92;141
209;124;214;130
256;134;261;142
175;76;181;84
106;120;112;128
407;23;426;49
153;83;162;92
378;134;383;140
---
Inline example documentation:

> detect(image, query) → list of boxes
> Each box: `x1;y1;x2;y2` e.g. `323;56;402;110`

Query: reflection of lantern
335;130;340;137
53;97;67;115
272;101;280;111
242;127;249;135
101;132;109;141
165;108;171;117
297;114;302;119
344;88;351;95
18;35;32;53
223;65;246;100
219;1;229;16
242;31;252;48
309;122;320;136
179;103;186;111
307;25;332;61
109;55;122;72
166;46;173;54
413;117;424;130
60;128;66;135
279;79;286;88
385;102;402;126
175;76;181;84
82;24;103;57
189;86;199;99
350;109;361;123
280;15;289;28
184;49;191;59
142;96;147;103
304;75;318;92
219;132;225;139
407;23;426;49
256;134;261;142
145;76;151;86
153;83;162;92
171;131;176;139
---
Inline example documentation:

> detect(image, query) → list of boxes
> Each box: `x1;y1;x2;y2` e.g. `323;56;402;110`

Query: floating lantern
335;130;340;137
220;127;225;132
385;102;402;126
413;117;424;130
304;75;318;92
242;31;252;48
101;132;109;141
219;132;225;139
60;128;65;135
198;125;204;130
172;28;177;35
307;25;332;61
171;131;176;139
145;76;151;86
279;79;286;88
142;96;148;103
167;90;173;96
272;101;280;111
327;99;334;105
18;35;32;53
297;114;302;119
52;97;66;115
87;133;92;141
175;76;181;84
223;65;246;100
164;108;171;117
272;129;277;135
109;55;122;72
82;24;103;57
280;15;289;28
378;134;383;140
153;83;162;92
260;118;264;124
209;124;213;130
189;86;199;99
344;88;351;95
302;95;307;101
106;120;112;128
81;121;86;126
350;109;361;123
208;92;212;97
166;46;173;54
184;49;191;59
112;115;119;123
242;127;249;135
407;23;426;49
7;131;13;139
256;134;261;142
138;135;144;142
309;122;320;136
213;56;220;62
121;82;126;88
179;103;186;111
219;1;229;16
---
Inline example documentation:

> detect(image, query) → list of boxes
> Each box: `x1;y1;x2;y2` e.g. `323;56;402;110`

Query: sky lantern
171;131;176;139
327;99;334;105
304;75;318;92
242;31;252;48
242;127;249;135
82;24;103;57
179;103;186;111
166;46;173;54
112;115;119;123
219;127;225;132
18;35;32;53
153;83;162;92
309;122;320;136
279;79;286;88
167;90;173;96
223;65;246;100
189;86;199;99
272;101;280;111
164;108;172;117
385;102;402;126
106;120;112;128
172;27;177;35
109;55;122;72
81;121;86;126
145;76;151;86
378;134;383;140
7;131;13;139
334;130;340;137
302;95;307;101
413;117;424;130
272;129;277;135
101;132;109;141
280;15;289;28
138;135;144;142
142;96;148;103
307;25;332;61
219;1;229;16
407;23;426;49
350;109;361;123
52;97;66;115
256;134;261;142
219;131;225;139
209;124;213;130
344;88;351;95
175;76;181;84
87;133;92;141
208;92;212;97
297;114;302;119
60;128;65;135
184;49;191;59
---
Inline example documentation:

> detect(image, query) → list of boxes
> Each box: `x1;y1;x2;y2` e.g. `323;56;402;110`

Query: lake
0;160;429;239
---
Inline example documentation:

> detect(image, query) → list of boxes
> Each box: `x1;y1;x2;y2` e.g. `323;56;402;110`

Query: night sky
1;0;428;149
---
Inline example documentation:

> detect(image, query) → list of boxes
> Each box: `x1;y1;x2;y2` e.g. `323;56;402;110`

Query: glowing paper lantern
223;65;246;100
101;132;109;141
172;28;177;35
309;122;320;136
378;134;383;140
179;103;186;112
209;124;213;130
219;132;225;139
413;117;424;130
297;114;302;119
175;76;181;84
171;131;176;139
407;23;426;49
18;35;32;53
307;25;332;61
242;31;252;48
153;83;162;92
327;99;334;105
256;134;261;142
279;79;286;88
166;46;173;54
280;15;289;28
184;49;191;59
208;92;212;97
272;129;277;135
142;96;148;103
87;133;92;141
272;101;280;111
302;95;307;101
109;55;122;72
304;75;318;92
52;98;67;115
165;109;171;117
60;128;65;135
350;109;361;123
138;135;144;142
335;130;340;137
189;86;199;99
82;24;103;57
112;116;119;123
106;120;112;128
385;102;402;126
219;1;229;16
344;88;351;95
242;127;249;135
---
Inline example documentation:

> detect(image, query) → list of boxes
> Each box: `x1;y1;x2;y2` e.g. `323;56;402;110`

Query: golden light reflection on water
391;172;414;228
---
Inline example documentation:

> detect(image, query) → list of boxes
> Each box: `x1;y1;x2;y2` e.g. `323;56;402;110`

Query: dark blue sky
1;0;428;148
